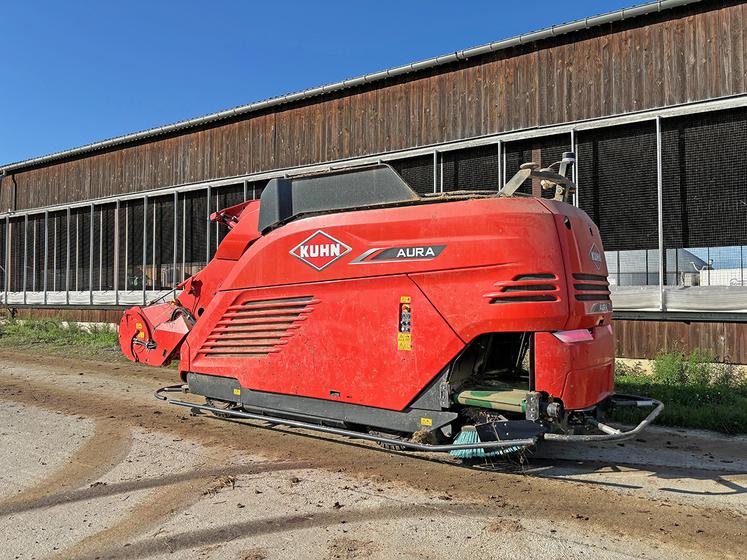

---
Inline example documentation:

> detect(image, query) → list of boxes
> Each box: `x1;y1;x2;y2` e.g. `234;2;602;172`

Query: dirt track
0;350;745;559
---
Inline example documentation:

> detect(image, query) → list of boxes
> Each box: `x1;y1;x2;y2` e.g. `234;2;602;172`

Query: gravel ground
0;350;745;559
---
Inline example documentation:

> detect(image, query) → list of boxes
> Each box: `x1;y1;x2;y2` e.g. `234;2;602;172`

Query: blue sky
1;0;634;165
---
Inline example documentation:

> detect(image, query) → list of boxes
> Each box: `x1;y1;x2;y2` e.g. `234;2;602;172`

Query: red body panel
122;193;614;413
534;326;615;410
179;196;612;411
186;277;463;410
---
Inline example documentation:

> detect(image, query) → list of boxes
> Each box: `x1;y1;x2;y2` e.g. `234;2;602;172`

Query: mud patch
0;418;131;513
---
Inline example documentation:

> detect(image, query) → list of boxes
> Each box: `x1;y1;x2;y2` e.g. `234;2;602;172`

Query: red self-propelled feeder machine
119;155;662;458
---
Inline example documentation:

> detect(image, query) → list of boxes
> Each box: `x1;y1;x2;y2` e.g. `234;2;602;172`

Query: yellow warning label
400;296;411;303
233;388;241;396
420;417;433;427
397;332;412;351
137;331;145;339
135;322;143;330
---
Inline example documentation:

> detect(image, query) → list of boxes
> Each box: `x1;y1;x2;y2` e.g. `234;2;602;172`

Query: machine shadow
209;414;747;497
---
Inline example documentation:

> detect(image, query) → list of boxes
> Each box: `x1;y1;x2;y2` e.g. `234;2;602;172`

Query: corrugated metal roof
0;0;701;173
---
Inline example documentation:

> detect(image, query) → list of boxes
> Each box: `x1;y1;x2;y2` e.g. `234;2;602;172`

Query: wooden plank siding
3;307;747;364
1;1;744;212
615;319;747;363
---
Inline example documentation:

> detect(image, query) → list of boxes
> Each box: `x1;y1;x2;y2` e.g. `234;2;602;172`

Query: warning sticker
397;333;412;351
398;296;412;351
233;388;241;396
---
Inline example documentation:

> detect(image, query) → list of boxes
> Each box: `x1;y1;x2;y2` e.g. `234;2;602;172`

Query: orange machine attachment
118;200;262;366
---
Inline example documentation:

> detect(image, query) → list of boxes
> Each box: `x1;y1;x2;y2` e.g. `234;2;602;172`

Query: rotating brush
449;425;524;460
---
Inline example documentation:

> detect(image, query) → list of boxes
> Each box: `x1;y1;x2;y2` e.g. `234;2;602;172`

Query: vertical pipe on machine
66;208;70;305
142;197;148;305
89;204;94;305
656;116;664;311
172;192;178;286
114;200;119;305
243;180;248;201
43;211;48;305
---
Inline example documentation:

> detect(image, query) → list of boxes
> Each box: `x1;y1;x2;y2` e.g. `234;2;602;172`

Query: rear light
552;329;593;343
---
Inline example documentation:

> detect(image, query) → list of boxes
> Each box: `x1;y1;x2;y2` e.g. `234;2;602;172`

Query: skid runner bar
156;386;663;450
164;397;538;452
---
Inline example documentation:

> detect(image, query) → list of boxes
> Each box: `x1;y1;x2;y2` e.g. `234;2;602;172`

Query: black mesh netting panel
98;205;115;290
215;184;245;247
117;205;126;291
577;122;658;251
23;217;34;292
9;218;24;292
181;190;207;281
50;212;67;291
442;144;500;192
34;215;46;291
249;180;268;201
390;156;434;195
662;107;747;248
47;214;57;291
504;135;571;197
119;199;144;291
69;212;79;291
72;208;91;291
149;196;175;290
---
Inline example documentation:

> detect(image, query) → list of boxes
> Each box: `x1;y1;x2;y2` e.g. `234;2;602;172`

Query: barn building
1;0;746;361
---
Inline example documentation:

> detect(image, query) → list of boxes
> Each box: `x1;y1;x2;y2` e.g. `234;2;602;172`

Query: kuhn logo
589;243;602;270
290;230;351;271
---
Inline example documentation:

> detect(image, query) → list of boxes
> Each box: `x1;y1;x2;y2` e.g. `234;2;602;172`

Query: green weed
0;318;120;359
613;349;747;434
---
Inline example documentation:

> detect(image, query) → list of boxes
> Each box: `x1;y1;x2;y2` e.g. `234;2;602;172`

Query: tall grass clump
614;349;747;434
0;318;119;355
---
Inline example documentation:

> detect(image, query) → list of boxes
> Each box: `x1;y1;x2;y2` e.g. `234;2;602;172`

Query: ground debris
203;474;236;496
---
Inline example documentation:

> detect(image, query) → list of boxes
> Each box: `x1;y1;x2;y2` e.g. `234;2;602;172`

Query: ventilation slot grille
572;273;610;302
486;274;559;304
199;296;318;357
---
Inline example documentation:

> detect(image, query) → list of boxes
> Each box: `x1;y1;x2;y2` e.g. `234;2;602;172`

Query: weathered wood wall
1;0;744;211
3;309;747;363
1;307;124;324
615;319;747;363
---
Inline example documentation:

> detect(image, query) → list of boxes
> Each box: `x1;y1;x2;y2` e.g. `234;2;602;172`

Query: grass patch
613;350;747;435
0;318;122;361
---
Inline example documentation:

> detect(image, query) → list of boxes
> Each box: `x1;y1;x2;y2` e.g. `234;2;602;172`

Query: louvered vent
199;296;318;357
485;274;559;304
572;273;610;302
